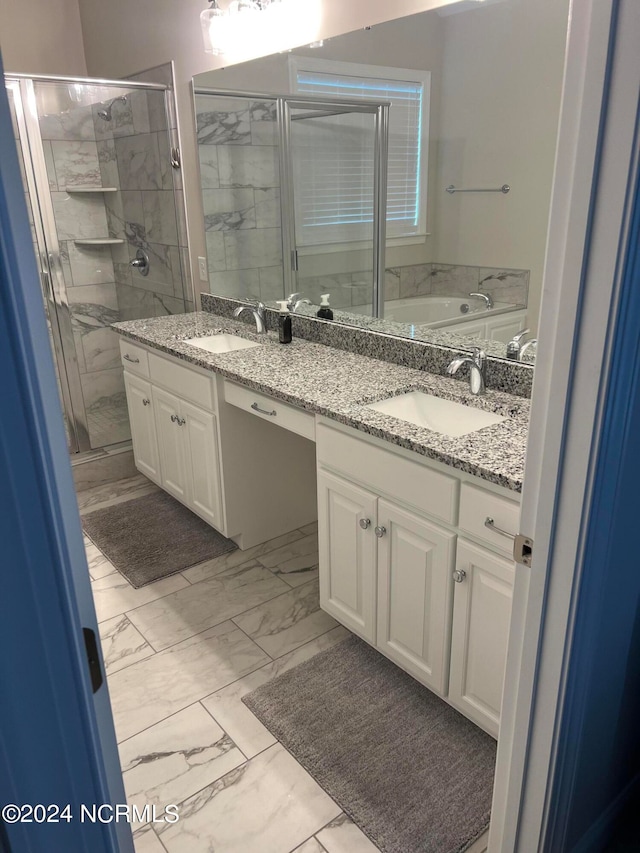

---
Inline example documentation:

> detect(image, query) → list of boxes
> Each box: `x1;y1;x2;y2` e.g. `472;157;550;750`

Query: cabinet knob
453;569;467;583
374;525;387;538
142;398;150;406
359;518;371;530
176;417;186;426
170;414;178;423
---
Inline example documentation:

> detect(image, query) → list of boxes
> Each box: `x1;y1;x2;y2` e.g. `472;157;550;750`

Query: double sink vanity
114;307;529;740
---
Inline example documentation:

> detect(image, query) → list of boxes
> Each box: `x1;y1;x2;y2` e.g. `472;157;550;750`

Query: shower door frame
193;88;389;317
280;95;389;318
6;73;170;455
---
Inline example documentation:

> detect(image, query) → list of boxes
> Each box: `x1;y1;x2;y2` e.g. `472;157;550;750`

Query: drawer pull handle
251;402;277;417
453;569;467;583
123;353;140;363
171;414;186;426
374;525;387;538
359;518;371;530
142;398;150;406
485;516;516;540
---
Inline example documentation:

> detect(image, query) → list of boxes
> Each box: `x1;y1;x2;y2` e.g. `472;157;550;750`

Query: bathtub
382;295;514;327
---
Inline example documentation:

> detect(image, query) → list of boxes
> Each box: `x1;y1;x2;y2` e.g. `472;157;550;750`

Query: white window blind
292;62;429;246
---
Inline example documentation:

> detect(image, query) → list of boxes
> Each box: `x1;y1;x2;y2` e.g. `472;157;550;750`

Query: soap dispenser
317;293;334;320
276;300;292;344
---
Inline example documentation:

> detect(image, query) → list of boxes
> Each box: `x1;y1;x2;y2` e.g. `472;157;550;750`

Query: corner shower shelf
64;186;118;193
73;238;125;246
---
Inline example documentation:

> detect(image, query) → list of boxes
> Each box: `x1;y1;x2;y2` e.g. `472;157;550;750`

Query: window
290;57;430;247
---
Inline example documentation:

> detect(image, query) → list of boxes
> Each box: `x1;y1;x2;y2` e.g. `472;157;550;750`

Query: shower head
97;95;127;122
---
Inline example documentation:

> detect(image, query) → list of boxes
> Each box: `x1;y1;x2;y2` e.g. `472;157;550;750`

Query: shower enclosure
6;74;190;455
194;89;388;316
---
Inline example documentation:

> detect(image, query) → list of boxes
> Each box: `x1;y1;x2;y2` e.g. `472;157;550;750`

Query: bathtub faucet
468;291;494;310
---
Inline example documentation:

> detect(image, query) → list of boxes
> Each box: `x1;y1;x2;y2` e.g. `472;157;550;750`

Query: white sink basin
186;334;260;354
366;390;505;437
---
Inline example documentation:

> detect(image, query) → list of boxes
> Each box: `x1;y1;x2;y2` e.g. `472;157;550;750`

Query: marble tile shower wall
41;101;128;447
95;90;189;321
299;263;529;308
196;97;284;304
40;92;188;449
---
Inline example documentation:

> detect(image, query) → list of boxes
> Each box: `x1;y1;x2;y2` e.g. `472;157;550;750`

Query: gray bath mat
82;491;237;588
243;635;496;853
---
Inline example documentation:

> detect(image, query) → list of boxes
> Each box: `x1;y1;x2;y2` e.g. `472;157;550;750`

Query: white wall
0;0;87;75
433;0;569;330
76;0;449;301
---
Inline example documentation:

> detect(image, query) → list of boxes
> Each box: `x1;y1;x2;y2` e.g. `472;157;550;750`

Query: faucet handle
511;328;531;343
286;292;302;310
471;346;486;364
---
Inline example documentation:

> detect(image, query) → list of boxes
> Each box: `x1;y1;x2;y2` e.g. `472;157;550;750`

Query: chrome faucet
447;347;487;395
520;339;538;359
506;328;531;360
468;291;494;310
286;292;312;313
233;300;267;335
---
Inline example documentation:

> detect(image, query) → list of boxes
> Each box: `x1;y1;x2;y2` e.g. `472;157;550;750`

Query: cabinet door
376;500;455;695
182;400;223;531
152;386;189;504
486;310;528;343
123;373;160;483
449;540;515;738
317;470;377;643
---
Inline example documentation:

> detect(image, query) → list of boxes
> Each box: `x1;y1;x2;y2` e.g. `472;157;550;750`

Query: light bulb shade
201;3;226;54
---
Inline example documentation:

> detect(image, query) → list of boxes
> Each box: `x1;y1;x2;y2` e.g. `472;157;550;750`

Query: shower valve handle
129;249;150;277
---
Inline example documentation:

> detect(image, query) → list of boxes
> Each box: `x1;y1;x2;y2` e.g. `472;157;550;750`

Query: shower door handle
40;267;54;301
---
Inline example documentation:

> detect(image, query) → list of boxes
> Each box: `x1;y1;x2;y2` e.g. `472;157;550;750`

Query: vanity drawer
119;340;149;378
316;422;458;525
224;381;315;442
459;482;520;556
148;352;215;411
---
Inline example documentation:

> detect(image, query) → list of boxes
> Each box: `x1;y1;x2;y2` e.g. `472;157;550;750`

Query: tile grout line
122;574;293;652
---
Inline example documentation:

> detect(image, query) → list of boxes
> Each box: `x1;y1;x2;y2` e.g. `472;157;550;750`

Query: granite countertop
113;312;529;493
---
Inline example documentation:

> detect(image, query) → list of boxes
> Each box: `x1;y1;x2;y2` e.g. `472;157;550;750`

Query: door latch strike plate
514;534;533;567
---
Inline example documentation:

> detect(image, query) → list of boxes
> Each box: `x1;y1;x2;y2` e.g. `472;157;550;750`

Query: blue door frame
543;92;640;851
0;54;132;853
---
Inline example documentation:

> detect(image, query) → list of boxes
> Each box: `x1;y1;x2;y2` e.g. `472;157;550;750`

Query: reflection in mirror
193;0;570;364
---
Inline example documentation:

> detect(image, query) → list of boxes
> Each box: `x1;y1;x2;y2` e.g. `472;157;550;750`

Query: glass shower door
283;98;388;317
7;75;188;453
7;80;82;451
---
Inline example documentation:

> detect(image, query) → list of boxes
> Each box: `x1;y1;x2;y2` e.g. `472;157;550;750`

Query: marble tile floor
82;475;488;853
81;475;379;852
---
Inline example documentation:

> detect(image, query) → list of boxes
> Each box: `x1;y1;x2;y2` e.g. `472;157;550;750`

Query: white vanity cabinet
122;372;160;483
448;482;519;736
316;418;520;735
449;541;515;738
317;468;455;695
376;500;456;695
120;339;318;549
120;339;224;532
151;387;222;529
317;471;378;644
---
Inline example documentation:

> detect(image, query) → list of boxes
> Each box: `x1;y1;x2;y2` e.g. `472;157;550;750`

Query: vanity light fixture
201;0;284;55
201;0;227;55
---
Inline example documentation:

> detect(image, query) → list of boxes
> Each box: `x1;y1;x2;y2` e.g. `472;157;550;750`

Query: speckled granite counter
113;312;529;493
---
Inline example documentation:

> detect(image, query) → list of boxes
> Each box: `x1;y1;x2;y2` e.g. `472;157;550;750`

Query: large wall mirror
192;0;570;364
